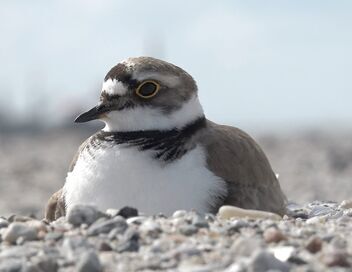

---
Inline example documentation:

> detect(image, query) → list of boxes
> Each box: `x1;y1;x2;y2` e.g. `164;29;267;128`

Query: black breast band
96;116;206;162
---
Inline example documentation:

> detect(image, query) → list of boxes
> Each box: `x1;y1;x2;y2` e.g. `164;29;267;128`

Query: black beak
74;104;110;123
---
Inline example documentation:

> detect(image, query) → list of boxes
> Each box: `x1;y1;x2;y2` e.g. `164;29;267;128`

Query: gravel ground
0;201;351;271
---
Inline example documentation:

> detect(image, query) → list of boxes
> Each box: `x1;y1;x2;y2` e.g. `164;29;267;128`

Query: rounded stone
263;227;286;243
3;223;38;244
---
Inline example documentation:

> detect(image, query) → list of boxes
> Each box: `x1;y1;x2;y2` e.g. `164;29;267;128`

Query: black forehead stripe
104;63;138;87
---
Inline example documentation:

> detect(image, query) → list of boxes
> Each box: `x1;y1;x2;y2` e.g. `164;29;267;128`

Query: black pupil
139;82;157;96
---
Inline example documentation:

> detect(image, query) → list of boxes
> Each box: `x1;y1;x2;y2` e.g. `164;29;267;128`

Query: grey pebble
76;251;102;272
0;259;23;272
179;224;198;236
67;205;106;227
0;218;9;229
3;223;38;244
88;216;127;236
191;215;209;229
44;231;63;241
116;229;139;253
249;250;290;272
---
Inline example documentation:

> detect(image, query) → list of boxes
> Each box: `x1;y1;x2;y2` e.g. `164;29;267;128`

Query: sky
0;0;351;130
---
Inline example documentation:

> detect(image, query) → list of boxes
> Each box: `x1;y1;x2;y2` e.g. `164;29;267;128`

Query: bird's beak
74;104;110;123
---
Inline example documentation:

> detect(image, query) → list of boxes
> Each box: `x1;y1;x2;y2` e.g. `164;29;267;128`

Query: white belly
63;144;227;215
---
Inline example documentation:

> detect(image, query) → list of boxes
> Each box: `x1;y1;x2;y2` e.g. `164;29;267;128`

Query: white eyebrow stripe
132;72;180;88
102;78;128;96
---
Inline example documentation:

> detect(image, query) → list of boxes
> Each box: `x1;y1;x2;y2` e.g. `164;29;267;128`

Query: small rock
67;205;106;227
263;227;286;243
306;216;326;224
87;216;127;236
321;249;350;267
269;246;295;262
191;215;209;229
76;251;103;272
179;224;198;236
3;223;38;244
0;218;9;229
31;256;58;272
139;220;162;238
218;206;282;221
116;229;140;252
105;209;119;217
117;206;138;219
98;241;112;251
305;236;323;253
172;210;187;218
0;259;23;272
226;219;249;235
249;250;290;272
339;199;352;209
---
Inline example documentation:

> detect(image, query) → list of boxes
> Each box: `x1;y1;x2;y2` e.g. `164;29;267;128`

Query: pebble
66;205;106;227
179;224;198;236
305;236;323;253
218;205;282;221
76;251;103;272
339;199;352;209
249;250;290;272
3;222;38;243
0;218;9;229
117;206;138;219
0;202;350;271
321;249;350;267
87;216;127;236
263;227;287;243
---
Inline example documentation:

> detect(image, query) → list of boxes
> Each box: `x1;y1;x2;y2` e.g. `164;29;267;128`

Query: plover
45;57;286;221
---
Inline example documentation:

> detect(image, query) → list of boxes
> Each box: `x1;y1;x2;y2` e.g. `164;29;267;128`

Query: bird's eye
136;81;160;98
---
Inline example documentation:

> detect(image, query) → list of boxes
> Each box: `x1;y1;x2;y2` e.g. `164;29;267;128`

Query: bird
45;56;287;221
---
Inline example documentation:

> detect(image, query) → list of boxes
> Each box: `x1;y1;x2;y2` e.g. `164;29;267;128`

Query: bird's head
75;57;204;132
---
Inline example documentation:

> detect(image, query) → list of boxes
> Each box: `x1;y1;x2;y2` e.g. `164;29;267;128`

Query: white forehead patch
102;78;128;96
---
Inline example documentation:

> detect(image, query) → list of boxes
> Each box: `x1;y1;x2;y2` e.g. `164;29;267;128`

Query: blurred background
0;0;351;216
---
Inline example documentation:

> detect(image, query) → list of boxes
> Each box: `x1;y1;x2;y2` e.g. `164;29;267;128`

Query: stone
0;259;23;272
0;218;9;229
172;210;187;218
269;246;295;262
263;227;286;243
105;209;120;217
305;236;323;253
31;256;58;272
87;216;127;236
218;206;282;221
321;249;350;267
117;206;138;219
139;220;162;238
191;215;209;229
67;205;106;227
76;251;103;272
339;199;352;209
116;229;140;253
249;250;290;272
179;224;198;236
3;223;38;244
225;220;249;235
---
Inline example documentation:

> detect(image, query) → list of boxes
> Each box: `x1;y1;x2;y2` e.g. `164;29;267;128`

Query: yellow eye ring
135;80;160;98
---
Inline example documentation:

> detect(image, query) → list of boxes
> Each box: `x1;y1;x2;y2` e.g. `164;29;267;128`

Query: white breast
63;144;227;215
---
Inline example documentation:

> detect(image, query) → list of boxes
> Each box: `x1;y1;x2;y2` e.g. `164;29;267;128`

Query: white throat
102;95;204;132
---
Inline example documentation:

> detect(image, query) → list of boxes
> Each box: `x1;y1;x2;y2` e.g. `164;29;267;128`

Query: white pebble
339;199;352;209
218;206;282;221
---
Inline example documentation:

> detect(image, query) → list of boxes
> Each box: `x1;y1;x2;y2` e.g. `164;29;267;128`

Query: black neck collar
97;116;206;162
